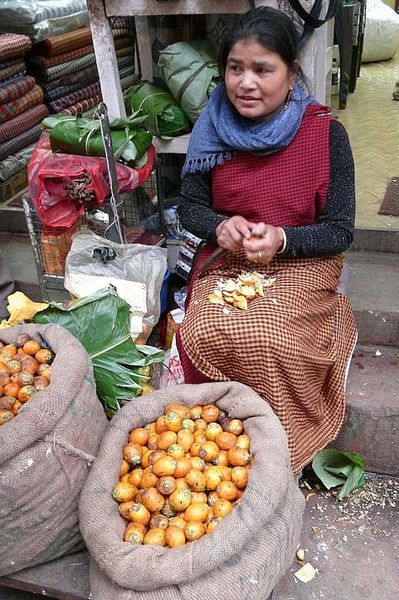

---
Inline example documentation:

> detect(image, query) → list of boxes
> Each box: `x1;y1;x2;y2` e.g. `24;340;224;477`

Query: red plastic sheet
28;133;155;230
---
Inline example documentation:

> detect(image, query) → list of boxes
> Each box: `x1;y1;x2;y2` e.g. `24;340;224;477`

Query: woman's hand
216;216;255;251
243;223;284;265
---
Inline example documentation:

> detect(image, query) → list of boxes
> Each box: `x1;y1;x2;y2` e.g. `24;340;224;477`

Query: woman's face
224;39;296;121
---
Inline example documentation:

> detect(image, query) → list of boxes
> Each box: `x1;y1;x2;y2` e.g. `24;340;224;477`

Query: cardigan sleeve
176;119;355;255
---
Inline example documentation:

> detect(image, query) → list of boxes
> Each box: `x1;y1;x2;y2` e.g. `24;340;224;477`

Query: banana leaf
41;112;153;167
33;287;164;416
312;449;365;500
124;81;190;137
158;42;221;124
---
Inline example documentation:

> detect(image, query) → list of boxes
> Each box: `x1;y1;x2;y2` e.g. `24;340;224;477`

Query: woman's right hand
215;216;254;251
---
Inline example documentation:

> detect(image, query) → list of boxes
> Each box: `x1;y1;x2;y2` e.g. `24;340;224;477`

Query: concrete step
336;344;399;477
346;250;399;346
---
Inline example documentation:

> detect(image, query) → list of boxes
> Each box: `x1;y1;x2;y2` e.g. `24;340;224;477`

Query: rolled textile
43;77;99;103
0;142;36;182
8;11;89;43
34;26;93;57
39;52;132;84
0;61;26;82
0;57;24;71
38;53;97;83
0;85;43;124
0;103;48;144
0;75;24;89
118;65;135;80
49;82;101;113
0;33;32;63
0;124;41;161
61;95;102;116
120;73;139;91
28;44;94;71
29;35;133;71
0;75;35;105
0;1;87;27
42;64;99;95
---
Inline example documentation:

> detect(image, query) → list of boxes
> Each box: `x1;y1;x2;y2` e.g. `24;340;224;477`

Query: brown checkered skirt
179;252;357;472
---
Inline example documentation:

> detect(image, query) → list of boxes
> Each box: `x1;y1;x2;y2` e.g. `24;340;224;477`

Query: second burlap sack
0;323;108;575
80;380;305;600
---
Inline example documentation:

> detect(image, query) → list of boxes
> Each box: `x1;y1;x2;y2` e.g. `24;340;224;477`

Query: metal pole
94;102;125;243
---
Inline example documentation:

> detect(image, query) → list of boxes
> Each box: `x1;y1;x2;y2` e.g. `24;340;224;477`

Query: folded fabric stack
0;0;88;44
0;33;49;200
27;18;136;116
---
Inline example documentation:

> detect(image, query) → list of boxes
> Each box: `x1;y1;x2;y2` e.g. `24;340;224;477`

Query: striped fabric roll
0;103;48;144
0;61;26;82
0;75;36;105
34;26;93;57
28;44;94;71
62;94;101;116
0;124;42;161
49;82;101;113
42;64;99;95
38;53;97;82
0;33;32;63
0;142;36;182
120;73;139;91
0;85;43;124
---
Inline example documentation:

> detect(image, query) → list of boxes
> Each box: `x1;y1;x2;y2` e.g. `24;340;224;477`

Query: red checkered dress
178;104;357;472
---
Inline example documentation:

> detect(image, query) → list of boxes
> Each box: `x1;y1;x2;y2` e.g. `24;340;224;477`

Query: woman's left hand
243;223;284;265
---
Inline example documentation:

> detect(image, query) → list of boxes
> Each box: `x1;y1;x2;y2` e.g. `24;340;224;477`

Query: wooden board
106;0;251;17
0;552;90;600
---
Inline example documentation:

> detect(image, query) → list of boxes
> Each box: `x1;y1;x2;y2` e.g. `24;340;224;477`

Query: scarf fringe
183;151;234;176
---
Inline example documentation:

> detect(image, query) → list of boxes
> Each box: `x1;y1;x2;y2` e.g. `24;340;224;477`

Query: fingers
243;224;284;264
216;216;255;250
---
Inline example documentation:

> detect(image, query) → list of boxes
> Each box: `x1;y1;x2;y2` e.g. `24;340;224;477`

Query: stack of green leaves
312;449;365;500
42;112;152;167
33;287;164;416
124;81;190;137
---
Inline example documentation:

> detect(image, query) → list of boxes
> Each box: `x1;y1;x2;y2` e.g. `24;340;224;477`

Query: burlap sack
0;323;107;575
80;381;305;600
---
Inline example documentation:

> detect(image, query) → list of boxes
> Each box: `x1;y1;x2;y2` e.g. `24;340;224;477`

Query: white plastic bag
64;232;167;341
362;0;399;63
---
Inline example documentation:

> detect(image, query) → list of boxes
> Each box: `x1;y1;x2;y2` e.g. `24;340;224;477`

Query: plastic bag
28;133;155;230
64;231;168;340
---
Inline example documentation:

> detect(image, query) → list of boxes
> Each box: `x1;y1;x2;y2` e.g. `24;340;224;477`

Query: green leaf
312;449;365;500
33;287;164;416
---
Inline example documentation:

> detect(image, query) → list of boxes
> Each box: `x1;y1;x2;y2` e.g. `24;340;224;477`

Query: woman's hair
218;6;299;76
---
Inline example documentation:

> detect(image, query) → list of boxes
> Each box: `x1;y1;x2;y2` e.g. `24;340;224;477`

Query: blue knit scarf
182;82;314;177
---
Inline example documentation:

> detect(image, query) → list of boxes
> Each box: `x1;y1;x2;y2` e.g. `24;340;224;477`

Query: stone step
336;344;399;476
346;250;399;346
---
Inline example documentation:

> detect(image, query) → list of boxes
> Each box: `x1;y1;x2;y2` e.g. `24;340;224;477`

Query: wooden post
87;0;126;118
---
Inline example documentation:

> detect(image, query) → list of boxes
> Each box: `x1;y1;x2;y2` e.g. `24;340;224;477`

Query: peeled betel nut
296;548;305;561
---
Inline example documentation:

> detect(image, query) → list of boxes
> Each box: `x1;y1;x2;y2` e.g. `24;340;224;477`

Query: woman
176;7;357;473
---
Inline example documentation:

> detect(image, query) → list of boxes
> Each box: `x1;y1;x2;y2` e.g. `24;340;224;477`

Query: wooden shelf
153;134;190;154
106;0;250;17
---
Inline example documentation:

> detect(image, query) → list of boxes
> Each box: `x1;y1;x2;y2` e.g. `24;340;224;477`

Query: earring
284;89;293;110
